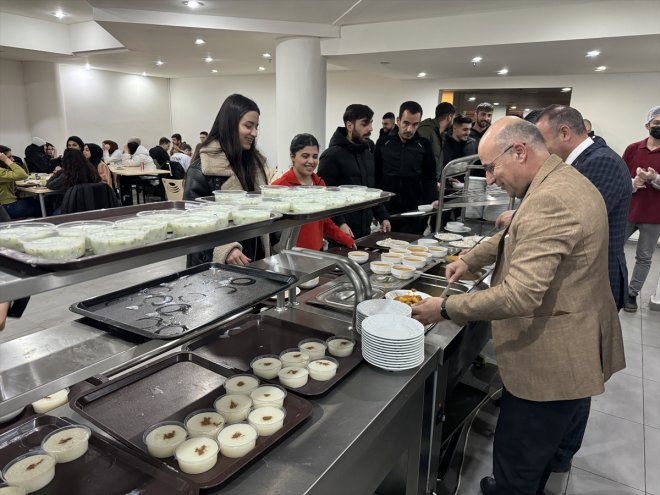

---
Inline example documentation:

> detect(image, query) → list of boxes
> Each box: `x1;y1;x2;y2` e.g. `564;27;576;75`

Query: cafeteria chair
60;183;121;214
162;179;184;201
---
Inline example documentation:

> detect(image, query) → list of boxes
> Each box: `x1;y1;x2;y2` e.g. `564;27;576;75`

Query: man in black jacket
149;137;171;167
375;101;437;234
318;104;391;240
24;137;54;174
443;114;478;166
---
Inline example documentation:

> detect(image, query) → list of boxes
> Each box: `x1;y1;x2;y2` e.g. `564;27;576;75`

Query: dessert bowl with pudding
41;425;91;463
391;264;415;280
277;367;309;388
224;374;260;396
298;338;327;360
214;394;252;423
175;437;219;474
143;421;187;458
381;252;403;264
279;348;310;368
428;246;448;258
370;261;393;275
250;355;283;379
250;385;287;408
0;482;27;495
248;406;286;436
2;450;56;493
347;251;369;264
307;357;339;381
326;336;356;357
184;409;225;439
402;255;427;269
389;247;411;256
216;423;258;458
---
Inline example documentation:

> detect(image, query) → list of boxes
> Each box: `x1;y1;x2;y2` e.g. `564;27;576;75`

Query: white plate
434;233;463;242
449;240;476;249
375;239;410;248
444;225;472;233
361;314;424;341
357;299;412;318
362;354;424;367
363;354;425;371
268;287;301;300
384;290;431;302
400;211;426;216
362;344;424;358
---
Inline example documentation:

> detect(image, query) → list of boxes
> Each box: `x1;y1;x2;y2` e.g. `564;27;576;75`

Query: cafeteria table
108;165;171;205
15;180;63;217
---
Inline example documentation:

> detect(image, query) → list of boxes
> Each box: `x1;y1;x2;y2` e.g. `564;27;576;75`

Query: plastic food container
370;261;393;275
298;338;327;360
326;336;356;357
391;264;415;280
143;421;187;458
184;409;225;439
250;355;283;379
41;425;91;463
216;423;257;458
22;234;86;261
279;348;310;368
169;214;218;237
289;200;325;214
402;255;426;269
250;385;287;409
114;218;169;244
247;406;286;436
2;450;56;493
0;482;27;495
175;437;219;474
31;389;69;414
57;220;113;249
231;207;271;225
277;367;309;388
136;209;187;230
307;357;339;381
260;185;290;198
224;374;260;396
214;394;252;423
213;190;246;203
381;252;403;264
88;228;147;255
0;223;55;252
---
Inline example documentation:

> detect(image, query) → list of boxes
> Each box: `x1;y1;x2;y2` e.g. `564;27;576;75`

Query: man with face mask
622;105;660;312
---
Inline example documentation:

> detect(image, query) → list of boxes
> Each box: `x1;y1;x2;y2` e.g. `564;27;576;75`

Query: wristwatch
440;298;451;321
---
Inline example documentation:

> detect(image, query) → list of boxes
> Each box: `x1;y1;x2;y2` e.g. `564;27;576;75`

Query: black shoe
624;294;638;312
480;476;497;494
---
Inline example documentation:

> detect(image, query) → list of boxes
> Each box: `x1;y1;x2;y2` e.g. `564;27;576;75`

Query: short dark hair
0;145;11;154
382;112;395;120
524;109;543;124
476;102;494;113
289;133;319;155
171;133;182;141
159;137;171;146
343;104;374;125
200;131;208;136
537;104;587;135
180;143;192;152
102;140;118;154
127;141;139;155
453;114;473;126
398;101;423;118
435;102;455;120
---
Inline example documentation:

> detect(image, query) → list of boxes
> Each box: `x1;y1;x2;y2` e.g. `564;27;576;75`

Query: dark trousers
492;388;588;495
553;397;591;465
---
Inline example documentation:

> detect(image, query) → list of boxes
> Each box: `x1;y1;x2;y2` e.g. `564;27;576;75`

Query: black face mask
649;126;660;139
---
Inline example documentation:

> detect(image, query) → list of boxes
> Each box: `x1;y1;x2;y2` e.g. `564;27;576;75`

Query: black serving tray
70;263;297;339
70;352;313;491
0;415;197;495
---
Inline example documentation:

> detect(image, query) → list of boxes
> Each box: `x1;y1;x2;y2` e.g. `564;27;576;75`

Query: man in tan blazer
412;117;625;495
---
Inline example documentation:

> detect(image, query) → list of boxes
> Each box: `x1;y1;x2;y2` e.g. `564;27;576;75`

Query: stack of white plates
361;314;425;371
465;177;487;219
356;299;411;334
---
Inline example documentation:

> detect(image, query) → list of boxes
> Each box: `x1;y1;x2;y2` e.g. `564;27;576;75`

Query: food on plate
434;233;463;242
393;290;423;306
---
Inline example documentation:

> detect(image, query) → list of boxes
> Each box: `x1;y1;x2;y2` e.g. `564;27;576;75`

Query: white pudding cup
277;367;309;388
326;336;356;357
248;406;286;436
184;409;225;439
2;451;56;493
214;394;252;423
250;385;287;409
143;421;187;458
307;357;339;381
297;338;327;360
41;425;91;463
216;423;258;458
224;374;260;396
174;437;219;474
250;355;283;379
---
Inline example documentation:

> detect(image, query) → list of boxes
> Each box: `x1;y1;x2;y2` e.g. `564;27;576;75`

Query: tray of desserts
184;314;362;396
70;263;297;340
355;231;422;251
70;352;313;491
0;415;197;494
0;201;282;270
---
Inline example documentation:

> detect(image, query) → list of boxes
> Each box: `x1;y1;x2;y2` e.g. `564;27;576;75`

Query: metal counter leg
38;194;47;217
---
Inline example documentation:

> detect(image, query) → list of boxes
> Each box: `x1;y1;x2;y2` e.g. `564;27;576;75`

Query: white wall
57;65;171;150
0;59;31;153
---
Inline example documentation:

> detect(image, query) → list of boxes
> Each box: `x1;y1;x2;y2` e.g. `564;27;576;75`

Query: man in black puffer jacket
318;104;391;240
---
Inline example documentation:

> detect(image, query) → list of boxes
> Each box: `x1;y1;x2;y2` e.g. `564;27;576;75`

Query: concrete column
276;37;326;173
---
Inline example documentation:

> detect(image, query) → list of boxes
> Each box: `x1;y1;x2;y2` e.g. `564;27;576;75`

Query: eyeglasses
482;144;516;174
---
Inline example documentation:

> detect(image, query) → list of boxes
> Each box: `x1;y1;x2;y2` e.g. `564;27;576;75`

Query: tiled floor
454;242;660;495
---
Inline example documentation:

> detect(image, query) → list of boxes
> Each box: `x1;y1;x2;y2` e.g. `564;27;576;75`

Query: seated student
121;141;156;169
170;143;193;174
102;140;122;164
149;137;171;167
24;137;54;174
50;135;85;169
84;143;112;187
272;134;355;250
46;148;101;213
0;146;41;219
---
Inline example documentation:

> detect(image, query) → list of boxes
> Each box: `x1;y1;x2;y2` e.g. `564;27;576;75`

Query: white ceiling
0;0;658;79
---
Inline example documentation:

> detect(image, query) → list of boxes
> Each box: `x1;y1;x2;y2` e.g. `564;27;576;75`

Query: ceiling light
524;108;530;112
195;39;205;45
52;10;65;19
510;106;517;110
468;96;476;101
471;56;483;63
84;63;91;70
155;60;164;66
211;69;218;73
594;66;607;71
586;50;600;58
204;56;213;63
416;72;427;78
183;1;204;8
493;102;500;106
141;72;147;77
561;87;572;92
262;53;272;59
258;66;266;71
497;68;508;75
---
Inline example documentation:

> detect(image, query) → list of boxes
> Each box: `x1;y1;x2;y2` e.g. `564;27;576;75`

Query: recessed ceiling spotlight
561;87;572;92
471;56;483;64
183;1;204;8
262;53;272;59
195;39;205;45
258;66;266;71
586;50;601;58
468;96;476;101
204;56;213;63
416;72;427;78
52;10;65;19
493;102;500;106
524;108;530;112
155;60;164;66
594;65;607;71
497;68;508;75
85;63;91;70
211;69;218;73
510;106;517;110
141;72;147;76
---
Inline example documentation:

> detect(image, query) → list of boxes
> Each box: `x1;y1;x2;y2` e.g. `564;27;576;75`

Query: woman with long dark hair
84;143;112;187
184;93;273;266
46;148;101;204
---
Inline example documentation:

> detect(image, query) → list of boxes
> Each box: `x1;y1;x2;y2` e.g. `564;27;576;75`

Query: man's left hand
381;219;392;232
411;297;444;325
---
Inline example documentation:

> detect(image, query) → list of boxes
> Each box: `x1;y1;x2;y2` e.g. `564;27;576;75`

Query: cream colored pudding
308;358;339;381
184;410;225;439
0;223;55;252
261;198;292;213
389;247;411;256
41;425;91;463
143;422;187;458
232;208;271;225
290;200;325;214
327;337;355;357
260;185;290;197
381;253;402;264
88;228;146;254
31;389;69;414
402;255;426;269
2;452;56;493
57;220;113;250
391;264;415;280
22;235;86;261
213;190;246;202
189;208;230;228
279;349;310;368
407;245;429;254
174;437;219;474
169;215;218;237
115;218;169;244
370;261;392;274
136;210;187;230
0;483;27;495
298;339;327;360
277;367;309;388
427;246;448;258
250;355;283;379
214;394;252;423
224;374;260;396
250;385;287;408
248;406;286;436
347;250;369;263
216;423;258;458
